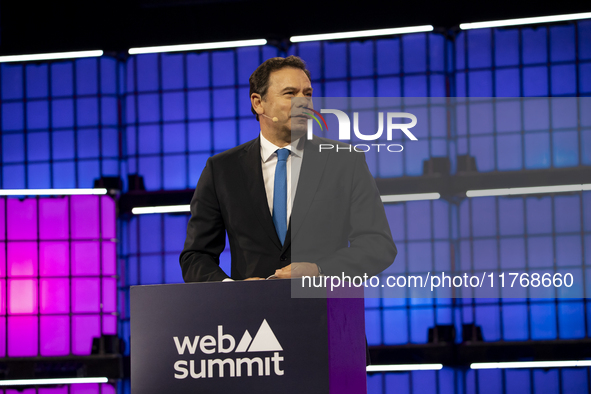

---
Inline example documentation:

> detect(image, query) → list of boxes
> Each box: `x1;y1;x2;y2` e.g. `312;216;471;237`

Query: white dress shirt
259;131;305;221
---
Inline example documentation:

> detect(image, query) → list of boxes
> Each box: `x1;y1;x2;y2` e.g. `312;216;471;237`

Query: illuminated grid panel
366;192;591;346
367;368;590;393
455;193;591;342
0;57;122;189
455;22;591;97
453;21;591;173
361;22;591;368
362;23;591;393
287;34;448;99
123;46;281;191
0;195;117;358
451;96;591;173
441;23;591;386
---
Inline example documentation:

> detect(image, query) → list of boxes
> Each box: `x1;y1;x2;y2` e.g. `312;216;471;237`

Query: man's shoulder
208;137;258;163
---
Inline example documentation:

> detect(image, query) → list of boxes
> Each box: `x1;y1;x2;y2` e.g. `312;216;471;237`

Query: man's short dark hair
249;56;312;120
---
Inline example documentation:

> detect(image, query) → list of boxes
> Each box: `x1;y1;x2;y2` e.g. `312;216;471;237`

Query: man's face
262;67;312;140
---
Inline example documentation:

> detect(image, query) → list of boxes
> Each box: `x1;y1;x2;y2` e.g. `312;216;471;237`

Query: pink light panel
1;195;117;357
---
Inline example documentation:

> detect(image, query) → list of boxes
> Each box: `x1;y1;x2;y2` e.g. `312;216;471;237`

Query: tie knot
276;148;290;162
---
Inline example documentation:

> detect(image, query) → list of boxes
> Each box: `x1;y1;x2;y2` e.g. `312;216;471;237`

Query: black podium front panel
131;280;331;394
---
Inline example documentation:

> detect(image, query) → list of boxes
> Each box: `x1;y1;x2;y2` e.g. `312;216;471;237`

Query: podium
131;279;367;393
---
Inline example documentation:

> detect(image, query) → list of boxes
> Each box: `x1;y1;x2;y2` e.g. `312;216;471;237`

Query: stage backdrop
0;20;590;394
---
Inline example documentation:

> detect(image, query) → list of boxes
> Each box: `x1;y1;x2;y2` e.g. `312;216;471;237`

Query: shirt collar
259;131;304;163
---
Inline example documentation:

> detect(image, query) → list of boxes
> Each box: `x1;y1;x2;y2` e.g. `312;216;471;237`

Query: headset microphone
261;114;278;122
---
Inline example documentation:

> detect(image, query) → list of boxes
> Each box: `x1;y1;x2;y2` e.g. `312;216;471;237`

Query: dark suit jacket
180;135;397;282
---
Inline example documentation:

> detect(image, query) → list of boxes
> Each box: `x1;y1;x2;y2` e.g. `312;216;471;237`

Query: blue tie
273;148;290;245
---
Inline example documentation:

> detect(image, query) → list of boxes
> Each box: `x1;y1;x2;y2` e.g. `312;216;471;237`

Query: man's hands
242;263;320;280
272;262;319;279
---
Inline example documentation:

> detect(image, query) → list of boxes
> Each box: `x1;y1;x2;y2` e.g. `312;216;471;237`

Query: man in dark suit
180;56;396;282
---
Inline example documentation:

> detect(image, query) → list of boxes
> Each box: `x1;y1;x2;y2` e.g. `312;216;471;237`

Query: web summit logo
304;107;418;152
173;319;284;379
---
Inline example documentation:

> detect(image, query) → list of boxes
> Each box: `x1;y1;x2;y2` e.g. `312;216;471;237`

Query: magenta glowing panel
1;195;117;357
39;198;69;240
7;199;37;241
39;242;69;277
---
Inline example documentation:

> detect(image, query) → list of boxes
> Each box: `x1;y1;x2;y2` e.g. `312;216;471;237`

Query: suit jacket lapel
284;136;330;251
281;222;291;255
240;137;283;250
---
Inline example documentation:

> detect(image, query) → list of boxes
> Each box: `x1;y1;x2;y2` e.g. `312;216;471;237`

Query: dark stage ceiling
0;1;590;55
